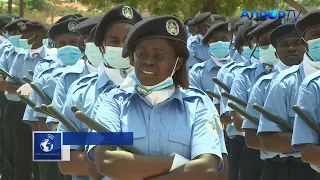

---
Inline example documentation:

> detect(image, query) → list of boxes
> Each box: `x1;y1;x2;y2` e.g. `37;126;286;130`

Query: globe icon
268;10;277;19
40;139;54;152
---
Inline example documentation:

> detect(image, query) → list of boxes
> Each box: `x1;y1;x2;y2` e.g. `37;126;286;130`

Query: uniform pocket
168;131;191;158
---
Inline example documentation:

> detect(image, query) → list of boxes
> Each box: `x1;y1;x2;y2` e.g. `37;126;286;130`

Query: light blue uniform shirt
292;70;320;148
258;64;304;158
46;61;91;125
87;86;225;173
186;34;210;70
23;56;58;123
189;58;220;94
0;40;12;56
6;48;47;101
58;72;117;180
0;46;15;72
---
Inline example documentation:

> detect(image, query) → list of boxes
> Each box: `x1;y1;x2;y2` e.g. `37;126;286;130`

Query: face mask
2;31;9;39
103;46;130;69
242;46;252;60
131;57;179;96
85;42;103;67
19;39;31;49
307;38;320;62
57;45;82;66
209;41;230;58
9;35;21;47
259;45;279;65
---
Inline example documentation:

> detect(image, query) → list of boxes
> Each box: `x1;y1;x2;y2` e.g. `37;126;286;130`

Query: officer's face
208;31;232;44
256;30;273;47
276;36;305;66
55;34;79;48
133;39;182;86
103;23;133;48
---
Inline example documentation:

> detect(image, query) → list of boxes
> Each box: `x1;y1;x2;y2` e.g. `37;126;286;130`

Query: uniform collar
255;63;269;78
25;46;48;60
130;86;184;108
196;34;206;46
95;70;111;90
206;58;220;72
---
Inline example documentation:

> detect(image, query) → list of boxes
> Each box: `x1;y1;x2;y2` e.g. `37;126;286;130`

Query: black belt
7;100;24;105
267;155;309;166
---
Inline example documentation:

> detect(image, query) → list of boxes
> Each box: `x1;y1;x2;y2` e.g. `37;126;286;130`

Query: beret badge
166;19;179;36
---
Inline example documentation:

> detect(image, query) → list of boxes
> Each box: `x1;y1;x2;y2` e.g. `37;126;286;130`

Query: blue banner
62;132;134;145
33;132;62;161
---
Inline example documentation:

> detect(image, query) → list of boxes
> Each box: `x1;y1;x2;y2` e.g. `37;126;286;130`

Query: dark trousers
279;158;318;180
239;145;263;180
225;135;244;180
0;91;7;175
38;162;68;180
261;157;283;180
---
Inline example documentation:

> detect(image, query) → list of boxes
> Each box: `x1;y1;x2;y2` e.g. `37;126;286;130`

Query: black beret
4;18;29;31
49;19;79;40
183;17;193;25
76;17;88;23
248;18;282;37
270;23;300;48
18;20;47;33
89;25;97;39
189;12;211;26
94;5;143;47
44;23;52;31
242;21;262;42
228;18;241;29
234;21;252;50
74;14;83;18
75;15;102;36
202;20;232;44
122;15;188;60
296;10;320;36
0;14;16;28
55;15;78;24
233;19;250;31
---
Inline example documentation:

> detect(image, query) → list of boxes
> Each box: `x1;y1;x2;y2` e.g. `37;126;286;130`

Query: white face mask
103;46;130;69
303;53;320;77
85;42;103;67
120;66;135;89
259;45;280;65
211;55;231;68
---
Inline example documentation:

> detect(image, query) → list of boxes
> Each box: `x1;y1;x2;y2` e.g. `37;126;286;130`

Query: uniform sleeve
213;69;224;104
220;72;234;116
292;83;319;148
188;67;202;90
191;99;223;173
258;81;288;134
22;90;39;122
225;73;247;113
33;77;48;119
6;54;19;83
87;97;121;162
58;95;83;150
242;81;263;129
0;51;8;71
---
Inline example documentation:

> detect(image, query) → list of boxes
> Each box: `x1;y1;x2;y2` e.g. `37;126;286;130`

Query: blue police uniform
0;41;12;57
258;62;318;179
87;86;225;173
292;70;320;173
186;35;210;70
0;45;15;72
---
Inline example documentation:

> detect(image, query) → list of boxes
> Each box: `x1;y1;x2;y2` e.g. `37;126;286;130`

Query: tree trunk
8;0;12;13
19;0;24;17
201;0;217;13
284;0;308;15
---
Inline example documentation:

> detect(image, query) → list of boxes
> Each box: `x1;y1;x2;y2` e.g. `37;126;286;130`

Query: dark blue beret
75;15;102;36
229;18;242;29
234;21;253;49
49;19;79;40
56;15;78;24
233;19;250;31
0;14;17;28
94;5;143;47
242;21;262;42
270;23;299;48
19;20;47;33
4;18;29;31
76;17;88;23
296;10;320;36
248;18;282;37
190;13;226;26
202;20;232;43
122;15;188;59
74;14;83;18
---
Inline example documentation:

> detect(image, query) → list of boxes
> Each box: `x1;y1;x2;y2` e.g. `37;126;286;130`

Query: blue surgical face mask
19;39;32;49
2;31;9;39
9;35;21;47
103;46;130;69
57;45;82;66
85;42;103;67
209;41;230;58
307;38;320;61
242;46;252;60
131;57;179;96
259;45;279;65
252;45;260;59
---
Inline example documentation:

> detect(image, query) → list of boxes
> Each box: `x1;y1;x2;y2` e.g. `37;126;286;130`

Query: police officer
224;18;282;180
184;17;193;38
243;23;305;180
228;18;241;58
84;15;224;179
56;5;143;180
186;12;226;69
0;14;16;44
259;10;320;180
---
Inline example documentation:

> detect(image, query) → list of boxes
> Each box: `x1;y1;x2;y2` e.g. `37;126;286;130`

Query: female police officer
87;16;224;180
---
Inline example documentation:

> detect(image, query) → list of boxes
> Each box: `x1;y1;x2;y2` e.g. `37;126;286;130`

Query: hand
17;83;32;95
221;115;233;125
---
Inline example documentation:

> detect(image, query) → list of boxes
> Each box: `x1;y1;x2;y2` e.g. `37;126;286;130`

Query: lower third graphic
33;132;62;161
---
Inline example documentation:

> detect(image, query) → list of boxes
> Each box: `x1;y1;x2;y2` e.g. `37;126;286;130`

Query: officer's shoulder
255;72;275;87
73;72;98;86
237;63;257;75
107;87;135;100
189;61;206;72
42;55;56;62
60;64;85;79
276;65;300;83
301;70;320;88
180;86;208;102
